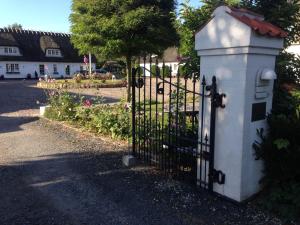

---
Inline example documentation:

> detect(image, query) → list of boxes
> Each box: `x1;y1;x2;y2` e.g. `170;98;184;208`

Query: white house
139;47;180;76
0;28;95;79
286;41;300;56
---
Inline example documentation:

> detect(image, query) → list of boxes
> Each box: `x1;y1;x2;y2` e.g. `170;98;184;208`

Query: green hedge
254;86;300;220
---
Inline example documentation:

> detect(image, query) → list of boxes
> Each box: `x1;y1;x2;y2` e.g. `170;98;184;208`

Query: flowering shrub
37;79;127;89
74;74;84;83
87;72;113;80
44;90;79;121
44;90;130;140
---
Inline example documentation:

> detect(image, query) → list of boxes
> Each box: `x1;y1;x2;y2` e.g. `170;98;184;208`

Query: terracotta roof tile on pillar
228;7;288;38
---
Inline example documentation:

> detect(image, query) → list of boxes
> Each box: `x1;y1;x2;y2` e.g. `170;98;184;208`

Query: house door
65;65;70;76
39;65;45;75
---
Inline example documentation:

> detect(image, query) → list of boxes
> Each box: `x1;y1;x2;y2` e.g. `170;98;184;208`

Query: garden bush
150;65;160;77
87;103;130;139
44;90;78;121
276;52;300;84
161;65;171;77
74;73;84;83
149;65;171;77
254;85;300;220
44;89;130;140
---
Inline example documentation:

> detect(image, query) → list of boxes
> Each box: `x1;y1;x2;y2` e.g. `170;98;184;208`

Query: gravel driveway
0;80;285;225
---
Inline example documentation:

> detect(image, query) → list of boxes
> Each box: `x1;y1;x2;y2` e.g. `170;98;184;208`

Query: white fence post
195;6;286;202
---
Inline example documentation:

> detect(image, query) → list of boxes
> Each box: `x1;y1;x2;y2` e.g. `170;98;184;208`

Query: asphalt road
0;80;284;225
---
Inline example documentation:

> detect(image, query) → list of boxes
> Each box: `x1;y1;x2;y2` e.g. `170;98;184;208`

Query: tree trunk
126;56;132;102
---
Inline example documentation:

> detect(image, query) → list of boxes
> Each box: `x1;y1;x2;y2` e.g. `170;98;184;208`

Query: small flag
84;55;89;65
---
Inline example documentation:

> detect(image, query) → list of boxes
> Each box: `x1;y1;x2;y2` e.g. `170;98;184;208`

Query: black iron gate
131;58;226;191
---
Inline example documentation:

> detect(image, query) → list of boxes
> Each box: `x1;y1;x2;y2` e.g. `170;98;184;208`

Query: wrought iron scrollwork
192;73;200;82
131;58;227;192
135;78;144;88
156;82;164;95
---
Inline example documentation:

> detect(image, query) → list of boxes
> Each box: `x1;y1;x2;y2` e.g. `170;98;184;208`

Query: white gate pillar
195;6;287;202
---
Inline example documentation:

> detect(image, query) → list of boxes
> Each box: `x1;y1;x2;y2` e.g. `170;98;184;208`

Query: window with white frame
46;49;62;57
6;64;20;73
1;46;20;56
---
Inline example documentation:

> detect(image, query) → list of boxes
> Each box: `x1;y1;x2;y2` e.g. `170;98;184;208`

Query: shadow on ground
0;80;46;115
0;116;39;134
0;149;281;225
0;80;120;116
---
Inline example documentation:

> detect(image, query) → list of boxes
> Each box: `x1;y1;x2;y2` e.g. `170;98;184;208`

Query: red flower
83;99;92;107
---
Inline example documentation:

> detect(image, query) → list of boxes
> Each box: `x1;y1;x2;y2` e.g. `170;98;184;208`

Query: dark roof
0;28;88;62
141;47;180;63
228;7;288;38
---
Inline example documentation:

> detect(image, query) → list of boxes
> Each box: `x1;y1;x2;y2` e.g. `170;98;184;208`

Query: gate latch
212;169;226;185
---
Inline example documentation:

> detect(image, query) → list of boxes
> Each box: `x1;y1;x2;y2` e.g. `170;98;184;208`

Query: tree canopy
70;0;179;100
240;0;300;46
177;0;300;74
178;0;239;73
70;0;178;59
6;23;23;30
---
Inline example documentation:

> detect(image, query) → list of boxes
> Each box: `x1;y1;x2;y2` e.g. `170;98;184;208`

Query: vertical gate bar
184;76;187;133
138;59;142;158
143;56;147;162
137;58;141;158
204;134;208;188
183;75;188;180
149;56;152;164
155;58;159;165
161;61;166;170
199;76;206;185
132;67;136;156
208;76;217;191
158;122;162;168
175;67;180;175
192;74;196;131
168;66;172;173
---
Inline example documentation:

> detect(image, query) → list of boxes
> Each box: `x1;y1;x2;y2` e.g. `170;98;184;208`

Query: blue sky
0;0;201;33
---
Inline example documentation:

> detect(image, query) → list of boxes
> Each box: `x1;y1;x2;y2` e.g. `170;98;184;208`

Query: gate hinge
212;169;225;185
213;93;226;108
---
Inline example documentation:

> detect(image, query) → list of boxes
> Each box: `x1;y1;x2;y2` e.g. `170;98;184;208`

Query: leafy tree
240;0;300;83
70;0;179;101
241;0;300;83
178;0;239;74
240;0;300;47
6;23;23;30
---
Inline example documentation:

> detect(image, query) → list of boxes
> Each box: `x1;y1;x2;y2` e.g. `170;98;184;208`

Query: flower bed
43;89;131;140
37;79;127;89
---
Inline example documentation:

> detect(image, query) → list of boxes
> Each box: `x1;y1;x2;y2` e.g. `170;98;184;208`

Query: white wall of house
0;61;95;79
286;43;300;56
139;62;179;76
